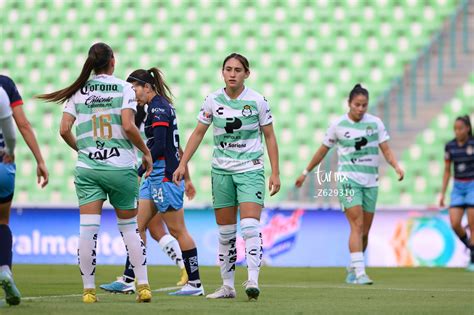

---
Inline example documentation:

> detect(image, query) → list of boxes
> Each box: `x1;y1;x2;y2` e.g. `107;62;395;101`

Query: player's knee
168;226;187;240
241;218;260;240
218;224;237;244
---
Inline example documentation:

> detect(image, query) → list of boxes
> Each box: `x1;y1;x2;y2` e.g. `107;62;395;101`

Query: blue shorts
139;176;184;212
0;163;15;202
450;180;474;208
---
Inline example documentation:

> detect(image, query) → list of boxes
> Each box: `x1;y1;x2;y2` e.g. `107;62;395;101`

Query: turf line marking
261;284;474;293
22;286;181;301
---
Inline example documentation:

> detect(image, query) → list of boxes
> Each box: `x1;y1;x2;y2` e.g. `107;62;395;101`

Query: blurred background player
100;99;189;294
0;75;49;306
125;68;204;296
173;53;280;301
440;115;474;271
295;84;404;284
37;43;153;303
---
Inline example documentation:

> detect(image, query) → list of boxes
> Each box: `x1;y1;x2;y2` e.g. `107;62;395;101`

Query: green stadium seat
4;0;462;204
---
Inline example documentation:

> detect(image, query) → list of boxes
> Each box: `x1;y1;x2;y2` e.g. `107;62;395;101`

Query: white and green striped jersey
197;87;273;174
322;113;390;187
63;74;138;170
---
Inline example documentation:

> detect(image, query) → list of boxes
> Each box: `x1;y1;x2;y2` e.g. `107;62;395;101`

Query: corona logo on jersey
80;83;118;95
391;214;455;267
235;209;305;265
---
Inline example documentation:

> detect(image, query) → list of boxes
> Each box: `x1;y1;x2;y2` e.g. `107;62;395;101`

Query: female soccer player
295;84;404;284
100;103;191;294
37;42;153;303
440;115;474;271
0;75;49;306
173;53;281;300
125;67;204;296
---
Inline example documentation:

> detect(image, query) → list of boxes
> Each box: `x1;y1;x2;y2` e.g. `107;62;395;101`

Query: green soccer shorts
211;169;265;208
337;179;378;213
74;167;138;210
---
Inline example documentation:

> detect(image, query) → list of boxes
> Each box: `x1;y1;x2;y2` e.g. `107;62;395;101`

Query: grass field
0;265;473;314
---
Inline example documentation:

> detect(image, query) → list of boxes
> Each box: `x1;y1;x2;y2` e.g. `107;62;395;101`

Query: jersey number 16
91;114;112;140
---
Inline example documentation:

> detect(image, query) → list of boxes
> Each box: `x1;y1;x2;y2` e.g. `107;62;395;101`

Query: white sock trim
218;224;237;243
117;217;138;232
240;218;260;239
80;214;101;226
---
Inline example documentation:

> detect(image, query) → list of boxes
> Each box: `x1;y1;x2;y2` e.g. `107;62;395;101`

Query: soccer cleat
99;276;136;294
351;274;374;285
206;285;236;299
169;283;204;296
82;288;97;303
345;267;356;284
176;268;188;286
136;284;152;303
466;263;474;272
243;280;260;301
0;271;21;306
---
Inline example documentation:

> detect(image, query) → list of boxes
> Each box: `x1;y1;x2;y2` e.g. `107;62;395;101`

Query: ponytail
36;42;113;104
147;67;173;104
127;67;173;104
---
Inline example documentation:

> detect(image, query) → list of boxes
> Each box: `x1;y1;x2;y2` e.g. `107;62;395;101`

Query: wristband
302;169;309;176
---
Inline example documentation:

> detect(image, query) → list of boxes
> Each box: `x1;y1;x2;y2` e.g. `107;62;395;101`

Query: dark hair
455;115;473;137
222;53;250;72
126;68;173;104
135;104;146;128
37;42;113;103
348;83;369;102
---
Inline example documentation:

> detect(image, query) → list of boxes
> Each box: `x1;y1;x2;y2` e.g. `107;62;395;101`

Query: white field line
22;286;181;301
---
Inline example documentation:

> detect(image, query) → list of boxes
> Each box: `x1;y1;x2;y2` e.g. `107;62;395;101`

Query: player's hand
185;180;196;200
141;152;153;178
439;193;445;207
2;153;15;164
295;174;306;188
37;162;49;188
173;164;186;186
269;173;281;196
395;166;404;181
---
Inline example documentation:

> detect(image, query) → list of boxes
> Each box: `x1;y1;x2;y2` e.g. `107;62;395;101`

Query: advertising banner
10;207;470;267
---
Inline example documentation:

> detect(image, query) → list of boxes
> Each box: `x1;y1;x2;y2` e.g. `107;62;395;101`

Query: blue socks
0;224;12;269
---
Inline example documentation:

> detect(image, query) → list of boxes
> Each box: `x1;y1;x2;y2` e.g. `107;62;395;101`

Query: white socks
0;265;12;276
159;234;185;269
118;217;149;285
218;224;237;288
350;252;366;277
78;214;100;289
241;218;262;285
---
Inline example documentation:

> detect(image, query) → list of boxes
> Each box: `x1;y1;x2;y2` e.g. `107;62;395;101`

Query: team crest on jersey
467;145;473;155
242;105;252;117
366;126;374;136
